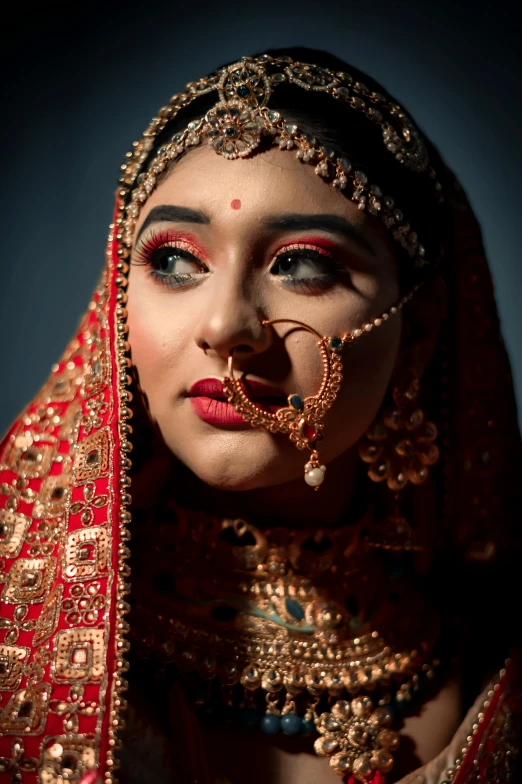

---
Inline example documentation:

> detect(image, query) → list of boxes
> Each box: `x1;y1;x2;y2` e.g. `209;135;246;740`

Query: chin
166;437;300;492
190;461;290;492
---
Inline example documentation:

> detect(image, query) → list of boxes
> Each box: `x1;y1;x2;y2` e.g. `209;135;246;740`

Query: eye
269;244;346;292
132;230;208;289
152;247;202;276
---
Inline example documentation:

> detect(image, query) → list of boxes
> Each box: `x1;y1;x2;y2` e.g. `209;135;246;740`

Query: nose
194;279;271;365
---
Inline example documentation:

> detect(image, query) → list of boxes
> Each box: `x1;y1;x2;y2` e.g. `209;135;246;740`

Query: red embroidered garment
0;71;521;784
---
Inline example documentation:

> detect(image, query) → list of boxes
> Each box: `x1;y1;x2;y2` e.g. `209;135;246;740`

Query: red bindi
231;199;241;210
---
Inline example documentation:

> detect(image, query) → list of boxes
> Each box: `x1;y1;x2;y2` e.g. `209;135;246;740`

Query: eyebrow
262;213;376;256
135;205;210;243
135;205;376;257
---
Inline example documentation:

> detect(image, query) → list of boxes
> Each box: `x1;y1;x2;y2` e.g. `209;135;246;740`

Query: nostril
231;345;255;355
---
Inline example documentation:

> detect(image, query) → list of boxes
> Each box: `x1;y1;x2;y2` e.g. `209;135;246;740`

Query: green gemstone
329;337;343;351
285;598;305;620
289;394;303;410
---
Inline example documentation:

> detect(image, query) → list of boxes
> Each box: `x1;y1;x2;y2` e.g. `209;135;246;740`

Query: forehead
139;145;367;228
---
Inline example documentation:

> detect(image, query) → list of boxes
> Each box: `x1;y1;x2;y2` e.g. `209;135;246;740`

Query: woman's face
127;144;402;492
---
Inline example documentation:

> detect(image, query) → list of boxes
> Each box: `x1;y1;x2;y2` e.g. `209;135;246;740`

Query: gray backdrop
1;0;520;433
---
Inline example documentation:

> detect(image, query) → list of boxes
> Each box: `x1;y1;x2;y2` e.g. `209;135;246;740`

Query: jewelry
358;368;439;552
222;289;420;490
128;504;440;781
119;54;444;266
362;496;423;553
359;368;439;491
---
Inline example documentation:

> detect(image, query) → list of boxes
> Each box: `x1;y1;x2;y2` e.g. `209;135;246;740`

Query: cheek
338;323;401;437
126;278;187;411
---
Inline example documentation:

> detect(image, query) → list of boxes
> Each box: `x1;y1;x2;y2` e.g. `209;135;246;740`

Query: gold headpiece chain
120;54;444;271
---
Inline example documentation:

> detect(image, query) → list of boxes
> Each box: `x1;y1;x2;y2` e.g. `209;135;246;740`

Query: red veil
0;121;520;784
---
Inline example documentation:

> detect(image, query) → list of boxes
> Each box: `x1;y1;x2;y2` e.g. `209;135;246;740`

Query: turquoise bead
261;714;281;734
281;714;302;735
300;718;316;734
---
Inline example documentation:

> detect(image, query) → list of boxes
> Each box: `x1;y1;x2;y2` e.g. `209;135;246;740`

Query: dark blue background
1;0;520;433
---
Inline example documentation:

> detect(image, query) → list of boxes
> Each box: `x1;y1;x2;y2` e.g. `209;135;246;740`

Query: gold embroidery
49;684;99;733
64;526;109;581
3;441;55;479
459;692;520;783
0;604;36;644
83;340;109;398
1;557;56;604
24;646;52;686
25;516;66;557
0;270;111;772
62;583;106;626
0;643;30;690
0;476;37;513
23;404;71;440
37;474;72;517
74;429;110;484
53;628;105;682
40;736;97;783
0;245;114;774
59;400;82;442
44;364;83;403
80;393;109;436
0;510;31;558
33;584;64;646
0;738;38;778
70;483;109;527
0;682;51;734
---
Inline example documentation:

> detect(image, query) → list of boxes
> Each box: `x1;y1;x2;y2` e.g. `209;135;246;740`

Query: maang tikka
222;285;420;490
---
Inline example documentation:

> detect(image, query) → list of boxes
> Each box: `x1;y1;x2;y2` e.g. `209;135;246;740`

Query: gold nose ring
222;286;419;490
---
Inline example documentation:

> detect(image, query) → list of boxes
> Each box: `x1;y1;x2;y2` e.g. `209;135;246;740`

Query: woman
0;46;520;784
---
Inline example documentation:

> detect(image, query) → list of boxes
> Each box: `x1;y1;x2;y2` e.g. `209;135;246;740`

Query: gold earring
359;367;439;491
222;288;420;490
358;368;439;551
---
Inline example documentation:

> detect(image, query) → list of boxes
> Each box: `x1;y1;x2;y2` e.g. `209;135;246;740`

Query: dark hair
139;46;450;292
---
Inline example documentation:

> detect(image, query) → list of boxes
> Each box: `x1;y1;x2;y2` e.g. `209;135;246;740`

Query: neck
170;447;364;529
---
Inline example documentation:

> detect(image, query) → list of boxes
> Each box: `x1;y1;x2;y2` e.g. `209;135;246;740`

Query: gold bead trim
103;215;133;783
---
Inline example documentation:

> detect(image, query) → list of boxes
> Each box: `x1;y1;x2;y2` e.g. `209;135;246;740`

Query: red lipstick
188;377;287;426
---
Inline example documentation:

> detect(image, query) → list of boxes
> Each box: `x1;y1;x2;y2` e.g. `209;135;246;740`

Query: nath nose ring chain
222;285;419;489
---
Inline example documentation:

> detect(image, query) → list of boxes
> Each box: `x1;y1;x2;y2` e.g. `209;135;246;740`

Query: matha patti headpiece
119;53;444;269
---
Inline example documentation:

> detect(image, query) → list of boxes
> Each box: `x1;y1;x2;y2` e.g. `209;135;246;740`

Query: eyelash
132;231;348;294
133;231;204;289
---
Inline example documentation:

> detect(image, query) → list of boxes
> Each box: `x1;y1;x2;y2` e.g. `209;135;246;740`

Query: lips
187;377;287;426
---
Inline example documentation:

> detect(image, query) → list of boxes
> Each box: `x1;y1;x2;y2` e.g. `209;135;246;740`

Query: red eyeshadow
144;230;209;261
272;236;341;255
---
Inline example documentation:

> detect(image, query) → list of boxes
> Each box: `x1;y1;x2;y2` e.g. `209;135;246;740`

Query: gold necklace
128;501;440;782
